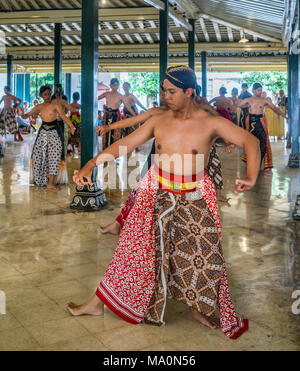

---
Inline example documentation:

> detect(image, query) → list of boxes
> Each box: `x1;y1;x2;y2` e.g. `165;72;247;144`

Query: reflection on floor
0;134;299;351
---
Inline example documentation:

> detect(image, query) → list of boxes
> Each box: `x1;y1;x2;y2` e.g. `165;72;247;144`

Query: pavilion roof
0;0;290;72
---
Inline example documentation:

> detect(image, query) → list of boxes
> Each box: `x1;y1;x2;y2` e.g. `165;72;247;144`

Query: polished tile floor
0;134;299;351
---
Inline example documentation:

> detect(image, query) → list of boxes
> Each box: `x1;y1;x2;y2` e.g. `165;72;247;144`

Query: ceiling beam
0;8;159;24
199;13;282;43
0;26;187;38
4;42;286;58
143;0;192;31
0;27;186;37
282;0;297;47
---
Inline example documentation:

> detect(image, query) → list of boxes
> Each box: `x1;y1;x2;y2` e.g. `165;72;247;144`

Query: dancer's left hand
234;178;255;194
69;125;75;135
222;144;235;154
73;160;95;186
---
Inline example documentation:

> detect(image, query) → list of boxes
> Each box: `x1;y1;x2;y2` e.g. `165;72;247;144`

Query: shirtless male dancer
209;87;233;122
98;85;230;237
18;85;75;190
69;92;82;154
67;66;260;340
239;82;288;171
122;82;147;136
229;88;240;125
99;78;136;149
0;86;22;141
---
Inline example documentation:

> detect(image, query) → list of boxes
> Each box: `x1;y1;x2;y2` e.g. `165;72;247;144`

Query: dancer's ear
185;88;194;99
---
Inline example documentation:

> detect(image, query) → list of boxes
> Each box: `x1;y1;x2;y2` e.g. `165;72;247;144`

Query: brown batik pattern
206;145;223;190
143;188;224;325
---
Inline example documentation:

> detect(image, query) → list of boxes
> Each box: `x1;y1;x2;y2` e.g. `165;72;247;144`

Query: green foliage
29;73;65;104
239;71;287;94
127;72;160;100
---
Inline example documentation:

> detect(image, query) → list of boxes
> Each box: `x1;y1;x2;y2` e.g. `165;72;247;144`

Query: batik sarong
0;109;17;135
123;105;138;137
242;114;273;170
102;105;121;149
239;108;249;129
116;144;224;227
217;108;232;122
96;164;248;339
206;145;223;190
230;112;238;126
30;120;66;186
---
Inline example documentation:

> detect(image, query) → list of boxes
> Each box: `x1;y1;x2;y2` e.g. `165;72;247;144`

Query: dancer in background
209;87;233;122
68;92;82;155
18;85;75;190
239;83;288;171
98;78;124;149
238;83;252;129
122;82;147;136
229;88;239;126
51;83;73;184
0;86;22;142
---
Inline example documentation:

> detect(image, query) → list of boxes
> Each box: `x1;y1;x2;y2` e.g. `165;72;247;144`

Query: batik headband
253;83;262;90
165;66;197;90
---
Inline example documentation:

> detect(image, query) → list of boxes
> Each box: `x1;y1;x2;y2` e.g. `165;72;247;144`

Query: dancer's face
163;79;192;111
111;82;119;92
40;89;52;102
123;83;130;94
253;88;262;97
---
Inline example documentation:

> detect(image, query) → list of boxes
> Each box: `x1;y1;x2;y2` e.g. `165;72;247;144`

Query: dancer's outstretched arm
73;117;156;186
210;116;261;193
265;100;288;119
97;107;163;136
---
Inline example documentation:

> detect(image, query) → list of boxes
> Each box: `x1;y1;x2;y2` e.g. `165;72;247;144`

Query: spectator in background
239;83;252;129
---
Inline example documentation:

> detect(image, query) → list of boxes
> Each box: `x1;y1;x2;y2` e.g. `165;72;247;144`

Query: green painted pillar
70;0;107;211
288;18;300;168
159;0;168;83
54;23;62;85
15;74;25;102
287;42;292;149
80;0;98;168
188;19;195;71
201;51;207;98
65;73;72;102
25;74;31;104
35;74;38;99
7;54;13;89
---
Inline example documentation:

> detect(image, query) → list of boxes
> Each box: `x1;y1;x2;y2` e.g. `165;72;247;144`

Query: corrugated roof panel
192;0;285;39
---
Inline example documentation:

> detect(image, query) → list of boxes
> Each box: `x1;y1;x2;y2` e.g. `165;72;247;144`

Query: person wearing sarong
209;87;233;122
98;86;231;235
67;66;261;339
239;83;288;171
122;82;147;137
51;84;74;184
18;85;75;190
238;83;252;129
0;86;22;142
229;88;239;125
69;92;82;155
98;78;124;150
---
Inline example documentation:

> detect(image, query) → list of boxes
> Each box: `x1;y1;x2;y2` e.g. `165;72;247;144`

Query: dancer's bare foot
47;184;60;191
98;221;121;235
189;308;220;329
216;190;231;203
66;294;104;316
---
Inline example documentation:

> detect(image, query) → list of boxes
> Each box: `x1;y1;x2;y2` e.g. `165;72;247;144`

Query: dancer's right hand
73;160;95;186
96;125;109;136
234;178;255;194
